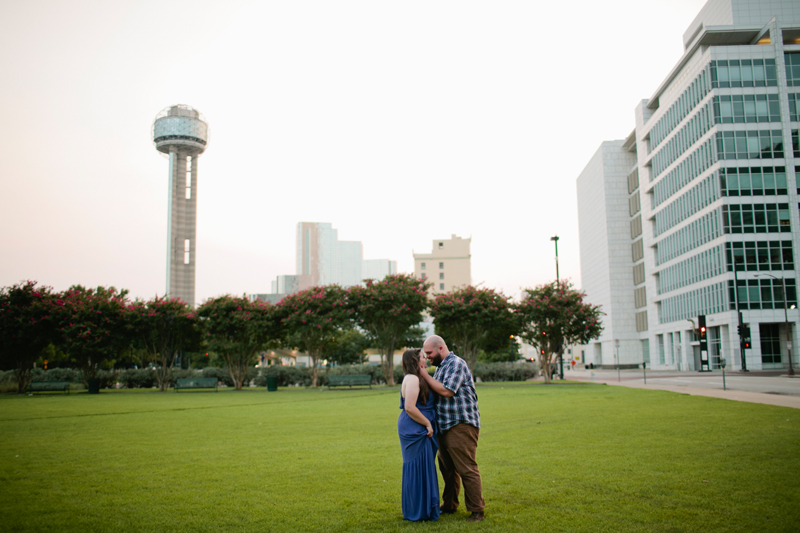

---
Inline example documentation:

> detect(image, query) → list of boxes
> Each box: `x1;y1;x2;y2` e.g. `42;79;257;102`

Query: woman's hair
402;348;429;405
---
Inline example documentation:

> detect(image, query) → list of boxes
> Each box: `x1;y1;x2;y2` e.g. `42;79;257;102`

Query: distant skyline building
577;0;799;372
259;222;397;299
152;104;208;308
413;235;472;295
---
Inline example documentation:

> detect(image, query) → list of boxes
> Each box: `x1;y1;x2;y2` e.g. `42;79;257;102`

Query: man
420;335;485;523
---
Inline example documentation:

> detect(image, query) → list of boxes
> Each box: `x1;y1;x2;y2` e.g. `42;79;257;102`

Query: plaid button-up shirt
433;352;480;433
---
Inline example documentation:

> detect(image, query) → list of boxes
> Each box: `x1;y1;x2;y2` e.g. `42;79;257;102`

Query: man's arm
420;370;455;397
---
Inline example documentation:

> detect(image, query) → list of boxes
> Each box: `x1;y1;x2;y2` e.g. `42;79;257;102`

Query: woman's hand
425;424;433;438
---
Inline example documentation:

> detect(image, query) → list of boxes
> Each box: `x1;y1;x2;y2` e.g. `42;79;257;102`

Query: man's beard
431;353;444;367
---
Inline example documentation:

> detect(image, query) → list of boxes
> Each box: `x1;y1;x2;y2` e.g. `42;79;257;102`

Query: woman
398;348;440;521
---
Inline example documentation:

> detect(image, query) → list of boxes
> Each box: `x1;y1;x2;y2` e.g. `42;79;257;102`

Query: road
555;366;800;409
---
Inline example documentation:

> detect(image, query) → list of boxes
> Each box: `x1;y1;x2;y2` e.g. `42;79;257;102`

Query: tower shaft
166;148;198;307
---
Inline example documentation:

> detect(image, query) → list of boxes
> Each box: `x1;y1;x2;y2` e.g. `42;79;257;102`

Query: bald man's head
423;335;449;366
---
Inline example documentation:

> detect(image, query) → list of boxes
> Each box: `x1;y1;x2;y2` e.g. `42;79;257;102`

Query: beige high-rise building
413;235;472;295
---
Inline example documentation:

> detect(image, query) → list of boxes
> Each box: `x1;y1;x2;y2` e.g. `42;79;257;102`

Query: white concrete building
577;0;800;372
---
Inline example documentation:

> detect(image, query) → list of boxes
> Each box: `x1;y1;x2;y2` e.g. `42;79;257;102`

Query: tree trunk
310;353;320;387
155;351;175;391
541;353;555;384
382;343;395;386
14;367;32;394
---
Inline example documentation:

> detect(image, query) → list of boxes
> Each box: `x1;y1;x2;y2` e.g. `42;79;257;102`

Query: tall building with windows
577;0;799;371
262;222;397;297
152;105;209;308
413;235;472;295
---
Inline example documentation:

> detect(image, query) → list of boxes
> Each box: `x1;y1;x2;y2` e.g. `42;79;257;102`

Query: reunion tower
152;105;209;308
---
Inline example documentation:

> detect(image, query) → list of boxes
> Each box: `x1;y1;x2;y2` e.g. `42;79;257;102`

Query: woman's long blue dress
398;391;440;521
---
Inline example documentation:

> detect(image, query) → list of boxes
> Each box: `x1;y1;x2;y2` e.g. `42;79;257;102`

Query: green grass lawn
1;383;798;532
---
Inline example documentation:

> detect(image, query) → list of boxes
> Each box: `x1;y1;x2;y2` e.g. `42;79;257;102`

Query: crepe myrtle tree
348;274;431;385
429;286;518;372
197;295;278;390
128;296;202;391
53;285;133;385
516;280;603;384
272;285;351;388
0;281;59;393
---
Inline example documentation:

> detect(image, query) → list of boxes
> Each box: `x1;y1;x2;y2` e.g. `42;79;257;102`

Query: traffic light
698;315;708;370
737;324;743;337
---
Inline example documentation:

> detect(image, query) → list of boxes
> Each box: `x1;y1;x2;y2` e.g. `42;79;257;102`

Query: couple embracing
397;335;485;523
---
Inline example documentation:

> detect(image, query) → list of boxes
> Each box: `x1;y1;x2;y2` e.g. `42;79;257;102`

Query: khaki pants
438;423;484;512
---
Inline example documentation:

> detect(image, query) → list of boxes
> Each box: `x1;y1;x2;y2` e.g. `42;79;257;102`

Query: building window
439;273;444;280
657;335;665;365
421;273;426;279
439;283;444;290
636;311;648;332
711;58;777;88
439;262;444;269
715;130;784;160
785;53;800;87
634;286;647;308
659;281;728;323
728;278;797;310
722;203;791;234
421;262;426;270
760;323;782;364
633;263;645;285
632;239;644;262
184;239;190;265
725;241;794;272
720;166;787;196
713;94;781;124
438;242;443;249
185;164;192;199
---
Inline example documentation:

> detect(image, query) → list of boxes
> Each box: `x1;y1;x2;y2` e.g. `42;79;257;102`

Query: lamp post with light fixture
550;235;563;379
755;273;795;376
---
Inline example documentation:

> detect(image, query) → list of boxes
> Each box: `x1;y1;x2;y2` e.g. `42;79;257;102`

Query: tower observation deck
152;105;209;307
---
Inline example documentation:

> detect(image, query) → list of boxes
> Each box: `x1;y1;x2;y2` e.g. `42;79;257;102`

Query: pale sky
0;0;708;304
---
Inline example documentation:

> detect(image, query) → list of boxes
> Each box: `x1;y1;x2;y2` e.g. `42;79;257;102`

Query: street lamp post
551;235;560;282
550;235;563;380
756;273;795;376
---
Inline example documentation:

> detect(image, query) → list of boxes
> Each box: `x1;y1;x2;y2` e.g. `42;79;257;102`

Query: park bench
27;381;70;394
174;378;218;392
328;375;371;389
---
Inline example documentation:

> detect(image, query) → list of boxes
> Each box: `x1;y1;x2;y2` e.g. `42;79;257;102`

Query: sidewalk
557;366;800;410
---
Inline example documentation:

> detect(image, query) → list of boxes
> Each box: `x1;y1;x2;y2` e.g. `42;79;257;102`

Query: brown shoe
467;512;485;523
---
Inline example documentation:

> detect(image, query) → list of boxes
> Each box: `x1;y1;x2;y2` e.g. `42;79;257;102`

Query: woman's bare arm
402;375;433;437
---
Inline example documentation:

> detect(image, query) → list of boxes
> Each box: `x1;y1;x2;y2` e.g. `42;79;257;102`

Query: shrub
36;368;82;383
474;361;538;382
0;370;16;393
200;367;258;388
169;368;201;387
118;369;157;389
95;369;119;389
255;366;312;387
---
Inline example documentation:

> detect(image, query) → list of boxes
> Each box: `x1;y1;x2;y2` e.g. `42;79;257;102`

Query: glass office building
577;0;800;371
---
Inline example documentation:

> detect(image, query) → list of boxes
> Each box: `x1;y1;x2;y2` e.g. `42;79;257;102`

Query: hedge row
1;361;540;391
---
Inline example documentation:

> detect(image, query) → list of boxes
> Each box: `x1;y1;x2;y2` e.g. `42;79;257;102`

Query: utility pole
551;235;563;379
